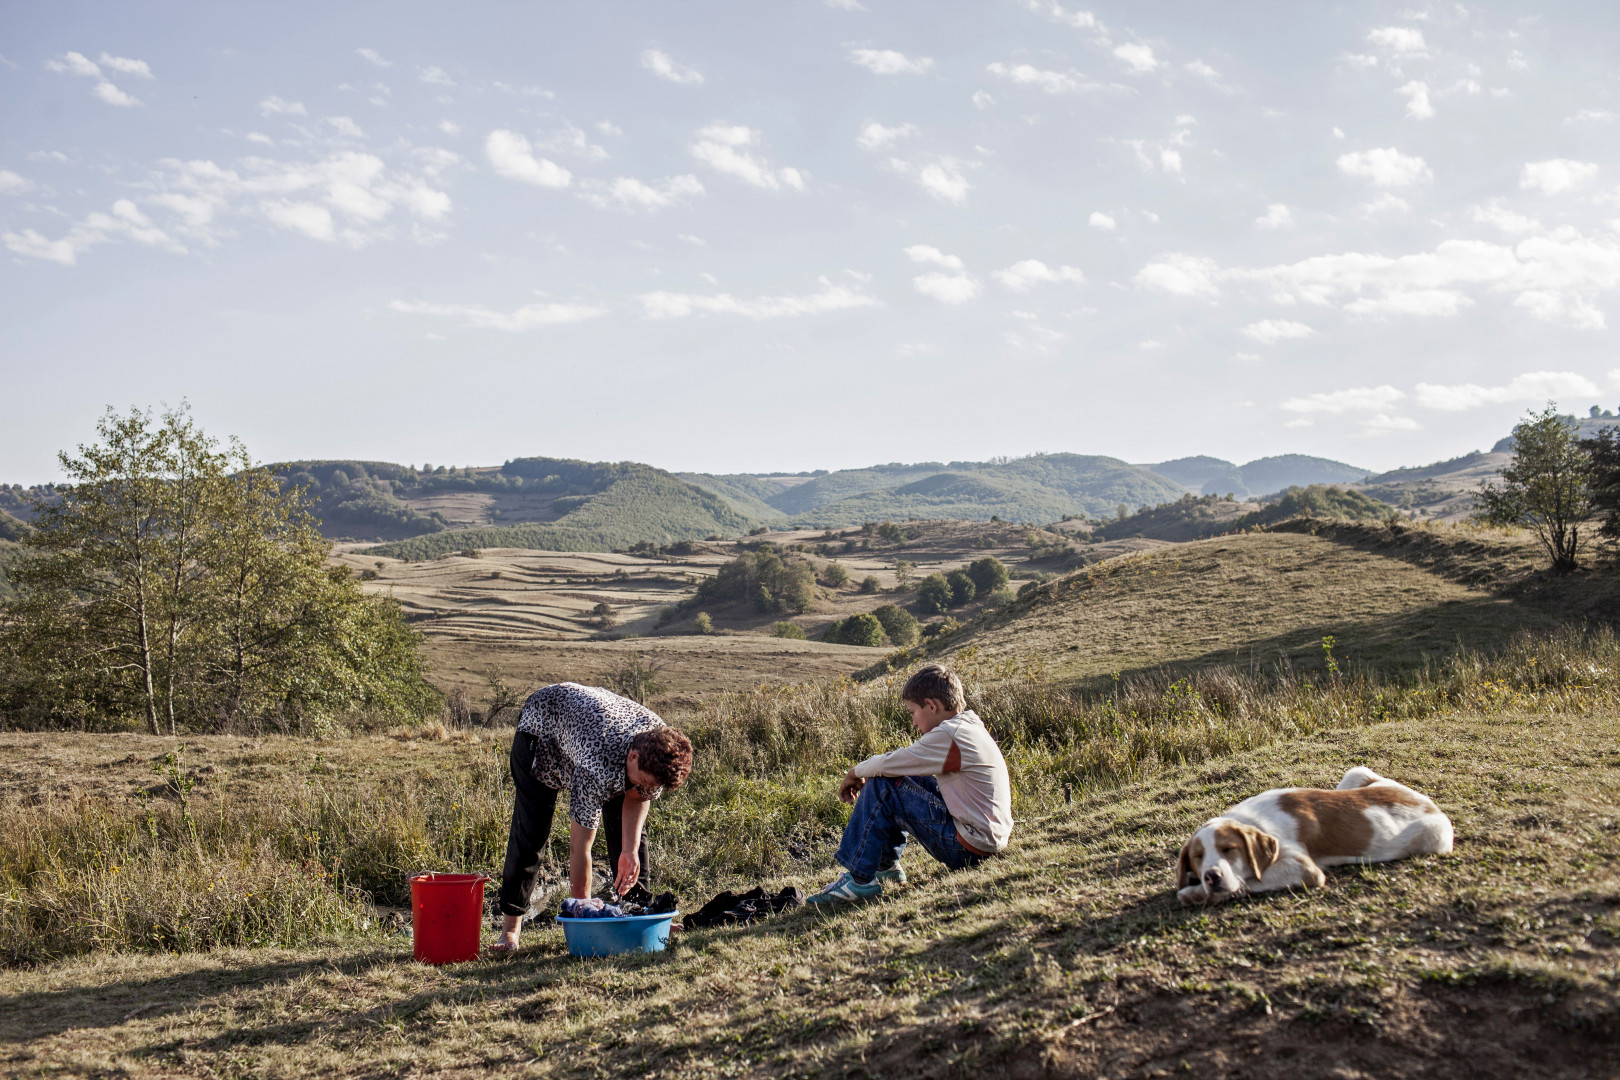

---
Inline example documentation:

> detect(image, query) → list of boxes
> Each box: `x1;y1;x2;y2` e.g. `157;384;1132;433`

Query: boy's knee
861;776;899;802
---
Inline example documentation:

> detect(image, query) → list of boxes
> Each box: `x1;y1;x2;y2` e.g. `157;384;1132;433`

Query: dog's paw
1177;885;1210;906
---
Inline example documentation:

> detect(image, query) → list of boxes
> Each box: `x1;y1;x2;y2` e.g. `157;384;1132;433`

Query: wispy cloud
992;259;1085;291
640;278;880;318
848;48;933;76
259;95;307;118
356;47;391;68
485;130;571;188
690;124;803;191
856;121;917;151
1520;159;1598;195
391;298;607;331
641;49;704;86
1281;385;1405;414
1240;319;1315;344
581;174;705;210
1113;43;1160;74
1337;147;1432;187
1414;371;1600;410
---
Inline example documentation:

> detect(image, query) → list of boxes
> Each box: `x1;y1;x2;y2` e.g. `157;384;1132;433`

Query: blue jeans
835;776;986;883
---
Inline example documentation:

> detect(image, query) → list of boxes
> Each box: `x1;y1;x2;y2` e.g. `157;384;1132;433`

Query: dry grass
932;526;1577;686
3;703;1616;1077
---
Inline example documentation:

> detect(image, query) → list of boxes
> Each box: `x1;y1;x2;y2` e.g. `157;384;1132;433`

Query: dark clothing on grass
499;730;650;917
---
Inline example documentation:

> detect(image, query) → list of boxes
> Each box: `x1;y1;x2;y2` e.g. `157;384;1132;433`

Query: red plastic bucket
409;873;490;964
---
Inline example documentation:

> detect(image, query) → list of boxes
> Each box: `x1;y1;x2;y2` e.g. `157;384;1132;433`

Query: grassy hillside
5;674;1616;1074
1227;484;1390;530
760;454;1186;526
676;473;791;521
1093;493;1257;542
364;462;754;560
916;520;1582;687
0;509;29;543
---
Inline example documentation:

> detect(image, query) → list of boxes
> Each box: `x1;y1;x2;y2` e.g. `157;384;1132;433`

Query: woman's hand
614;851;640;895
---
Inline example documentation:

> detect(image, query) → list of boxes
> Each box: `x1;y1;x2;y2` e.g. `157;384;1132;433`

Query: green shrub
871;604;919;647
772;621;806;640
820;619;844;643
694;612;714;635
917;572;951;613
823;561;850;588
840;613;888;648
858;575;880;594
946;569;977;607
968;556;1009;594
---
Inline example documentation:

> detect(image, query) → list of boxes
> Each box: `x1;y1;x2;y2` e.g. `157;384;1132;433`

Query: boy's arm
851;725;955;779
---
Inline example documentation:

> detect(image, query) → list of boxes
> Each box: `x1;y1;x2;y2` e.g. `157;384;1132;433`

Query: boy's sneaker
806;873;883;905
874;864;907;885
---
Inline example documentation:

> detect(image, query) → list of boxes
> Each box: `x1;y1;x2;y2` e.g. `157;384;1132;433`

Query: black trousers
499;731;649;917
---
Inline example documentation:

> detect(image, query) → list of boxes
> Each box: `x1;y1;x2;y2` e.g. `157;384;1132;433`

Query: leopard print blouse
516;682;666;829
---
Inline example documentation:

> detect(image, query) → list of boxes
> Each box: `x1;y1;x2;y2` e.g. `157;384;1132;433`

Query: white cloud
1333;126;1346;139
1415;371;1601;410
262;200;335;241
1113;43;1160;74
1397;81;1434;119
1520;159;1598;195
5;197;185;264
28;150;69;163
0;170;31;196
1512;291;1605;329
1089;211;1116;230
1255;203;1294;229
1020;1;1100;29
259;95;306;117
1361;192;1412;216
418;66;456;87
1184;60;1223;83
536;122;608;161
1133;253;1220;297
856;121;917;151
1368;26;1430;58
485;130;571;188
582;174;704;210
993;259;1086;291
640;49;704;86
1341;53;1379;70
94;81;141;107
1508;50;1527;71
825;0;868;9
1241;319;1315;344
848;48;933;76
1160;148;1183;173
914;160;969;205
1565;109;1617;125
678;234;704;246
357;48;391;68
1344;289;1473;316
327;116;365;138
45;51;101;78
391;298;607;331
1362;413;1421;433
986;62;1089;94
690;123;803;191
98;53;153;78
439;120;461;137
972;90;994;109
640;278;881;319
913;272;981;305
902;245;964;270
1337;147;1432;187
1469;200;1540;235
1281;385;1406;414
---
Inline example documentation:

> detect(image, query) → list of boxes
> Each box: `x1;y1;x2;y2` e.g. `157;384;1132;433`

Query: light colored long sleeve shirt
850;709;1013;854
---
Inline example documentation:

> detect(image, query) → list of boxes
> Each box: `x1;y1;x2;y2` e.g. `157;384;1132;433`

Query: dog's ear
1177;840;1195;888
1239;826;1280;878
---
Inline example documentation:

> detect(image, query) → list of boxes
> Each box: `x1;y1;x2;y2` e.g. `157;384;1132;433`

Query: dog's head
1177;819;1279;899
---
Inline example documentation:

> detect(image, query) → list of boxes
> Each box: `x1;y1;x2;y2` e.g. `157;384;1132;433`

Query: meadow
2;517;1618;1075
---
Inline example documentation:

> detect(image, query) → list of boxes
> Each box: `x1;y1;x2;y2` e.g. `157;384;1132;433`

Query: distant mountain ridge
1142;454;1370;498
682;454;1187;526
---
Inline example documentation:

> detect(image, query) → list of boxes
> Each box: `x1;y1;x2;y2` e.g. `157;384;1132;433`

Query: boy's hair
900;664;965;713
630;727;694;790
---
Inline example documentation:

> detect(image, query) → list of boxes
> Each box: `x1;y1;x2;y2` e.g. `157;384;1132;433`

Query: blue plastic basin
555;912;679;957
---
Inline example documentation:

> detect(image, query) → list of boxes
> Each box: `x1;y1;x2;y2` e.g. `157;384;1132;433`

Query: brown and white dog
1176;766;1453;905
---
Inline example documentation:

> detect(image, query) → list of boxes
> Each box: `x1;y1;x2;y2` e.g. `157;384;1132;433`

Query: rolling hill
684;453;1187;525
362;458;753;560
1144;453;1370;498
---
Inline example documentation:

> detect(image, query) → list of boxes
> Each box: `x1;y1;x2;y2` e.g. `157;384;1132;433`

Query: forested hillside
1144;453;1369;497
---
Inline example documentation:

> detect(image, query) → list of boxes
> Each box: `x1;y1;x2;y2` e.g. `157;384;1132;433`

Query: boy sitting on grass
808;663;1013;906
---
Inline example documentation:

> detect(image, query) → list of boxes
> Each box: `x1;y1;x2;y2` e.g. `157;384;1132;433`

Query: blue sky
3;0;1619;482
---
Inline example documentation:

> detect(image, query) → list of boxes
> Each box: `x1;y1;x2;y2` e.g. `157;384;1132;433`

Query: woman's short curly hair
630;727;694;790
